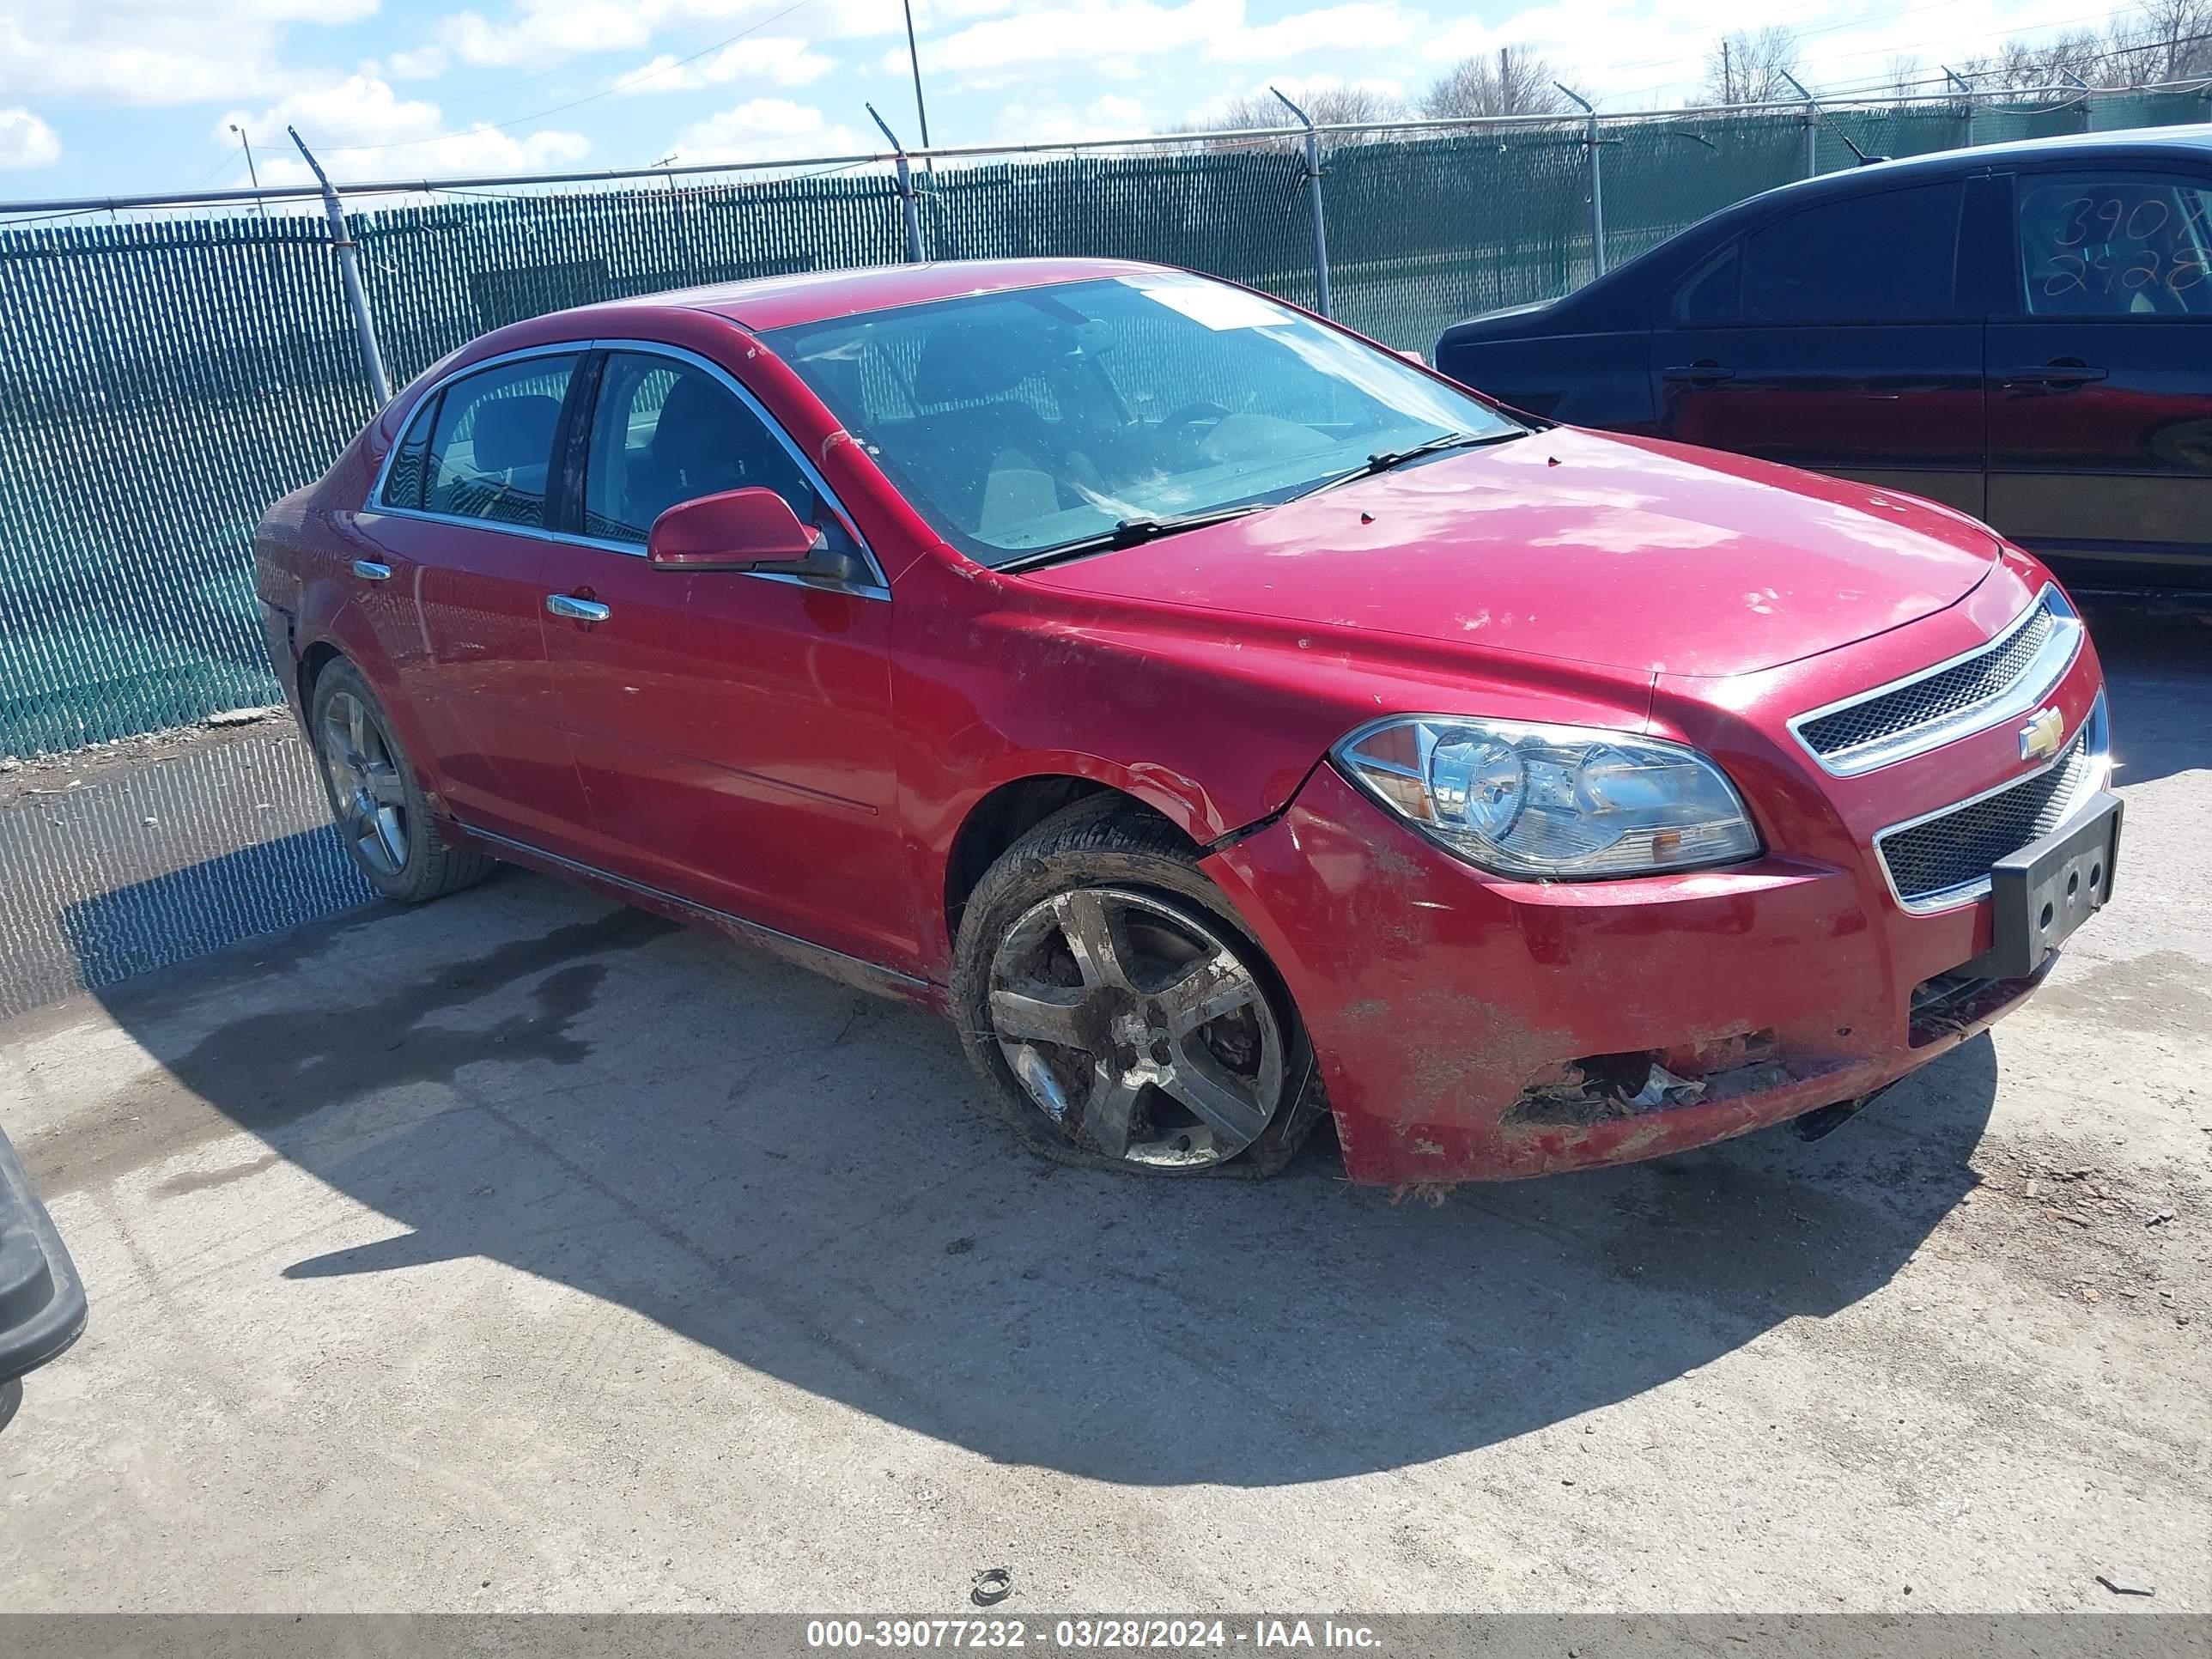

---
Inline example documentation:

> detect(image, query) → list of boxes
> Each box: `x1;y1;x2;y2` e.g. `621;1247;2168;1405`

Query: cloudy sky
0;0;2136;201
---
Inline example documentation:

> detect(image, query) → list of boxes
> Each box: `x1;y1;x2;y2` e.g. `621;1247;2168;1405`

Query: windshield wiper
1291;428;1526;501
998;503;1268;572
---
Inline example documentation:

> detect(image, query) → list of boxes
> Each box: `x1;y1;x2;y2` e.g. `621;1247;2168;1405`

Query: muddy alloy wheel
986;885;1287;1169
317;689;411;878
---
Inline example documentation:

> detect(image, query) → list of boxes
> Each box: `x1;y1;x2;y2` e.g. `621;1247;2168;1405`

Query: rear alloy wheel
307;659;495;904
319;688;410;878
952;795;1326;1177
989;886;1285;1168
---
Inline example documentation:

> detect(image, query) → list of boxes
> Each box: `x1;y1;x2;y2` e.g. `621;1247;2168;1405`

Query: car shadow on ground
2080;595;2212;787
70;866;2001;1489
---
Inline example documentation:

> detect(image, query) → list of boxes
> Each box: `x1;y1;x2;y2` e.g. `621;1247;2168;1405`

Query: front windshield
759;273;1524;567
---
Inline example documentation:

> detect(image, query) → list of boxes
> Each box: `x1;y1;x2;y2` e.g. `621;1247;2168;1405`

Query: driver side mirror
647;487;825;573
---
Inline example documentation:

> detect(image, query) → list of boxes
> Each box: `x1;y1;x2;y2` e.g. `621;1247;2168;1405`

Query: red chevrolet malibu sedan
254;258;2121;1188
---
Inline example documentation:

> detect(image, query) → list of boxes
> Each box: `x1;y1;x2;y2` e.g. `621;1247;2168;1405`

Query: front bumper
1201;759;2075;1188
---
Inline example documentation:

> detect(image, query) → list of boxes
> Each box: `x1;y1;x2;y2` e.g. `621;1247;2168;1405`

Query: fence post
1945;69;1976;147
1270;88;1332;319
1555;85;1605;278
866;103;927;264
289;126;390;407
1778;70;1820;179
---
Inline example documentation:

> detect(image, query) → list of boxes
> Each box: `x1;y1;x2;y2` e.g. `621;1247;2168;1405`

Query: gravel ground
0;600;2204;1615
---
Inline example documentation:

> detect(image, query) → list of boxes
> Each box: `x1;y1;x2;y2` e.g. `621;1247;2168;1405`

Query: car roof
1725;123;2212;208
533;256;1163;336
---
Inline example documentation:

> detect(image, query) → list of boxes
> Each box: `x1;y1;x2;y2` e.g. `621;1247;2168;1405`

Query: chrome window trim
1787;584;2082;778
362;337;891;602
1871;690;2110;915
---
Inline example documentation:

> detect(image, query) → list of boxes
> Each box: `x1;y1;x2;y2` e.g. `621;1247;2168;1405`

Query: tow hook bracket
1794;1085;1894;1143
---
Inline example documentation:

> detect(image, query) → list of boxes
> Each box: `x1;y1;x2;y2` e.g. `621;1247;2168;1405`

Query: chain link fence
3;87;2208;763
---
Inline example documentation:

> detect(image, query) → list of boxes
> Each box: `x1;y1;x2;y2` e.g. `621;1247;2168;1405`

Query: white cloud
433;0;912;72
386;45;453;79
1209;3;1419;61
983;92;1151;144
0;0;374;107
617;36;836;94
220;75;590;181
914;0;1420;85
0;106;60;169
670;97;864;163
926;0;1242;75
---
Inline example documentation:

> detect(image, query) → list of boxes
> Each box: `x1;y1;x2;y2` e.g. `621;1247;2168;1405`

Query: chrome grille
1877;730;2095;907
1801;597;2060;761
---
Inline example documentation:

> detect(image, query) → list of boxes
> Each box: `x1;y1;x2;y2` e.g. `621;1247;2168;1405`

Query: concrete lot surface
1;603;2207;1613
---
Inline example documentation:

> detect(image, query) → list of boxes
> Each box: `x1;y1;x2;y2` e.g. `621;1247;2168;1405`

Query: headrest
470;394;561;474
912;319;1052;407
648;374;739;470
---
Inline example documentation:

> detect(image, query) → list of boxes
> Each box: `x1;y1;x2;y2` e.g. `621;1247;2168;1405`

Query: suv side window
422;355;578;528
580;353;821;546
1737;183;1963;324
2016;173;2212;317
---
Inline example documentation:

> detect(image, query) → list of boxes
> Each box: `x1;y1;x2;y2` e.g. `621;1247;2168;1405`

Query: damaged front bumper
1201;763;2051;1188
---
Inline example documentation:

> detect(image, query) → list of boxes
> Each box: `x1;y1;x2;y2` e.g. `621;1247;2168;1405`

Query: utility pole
1722;39;1734;104
902;0;934;173
228;124;267;219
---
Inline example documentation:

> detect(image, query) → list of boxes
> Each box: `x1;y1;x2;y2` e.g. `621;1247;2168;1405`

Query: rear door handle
545;593;611;623
350;560;392;582
2002;362;2107;387
1660;362;1734;386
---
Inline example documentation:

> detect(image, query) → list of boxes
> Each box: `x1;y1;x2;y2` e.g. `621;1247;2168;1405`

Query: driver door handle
1661;362;1734;386
2002;361;2107;388
546;593;611;623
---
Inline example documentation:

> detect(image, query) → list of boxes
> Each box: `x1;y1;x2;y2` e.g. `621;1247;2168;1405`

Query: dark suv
1434;128;2212;591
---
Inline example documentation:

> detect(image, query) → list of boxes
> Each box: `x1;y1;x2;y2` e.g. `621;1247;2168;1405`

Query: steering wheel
1156;400;1232;462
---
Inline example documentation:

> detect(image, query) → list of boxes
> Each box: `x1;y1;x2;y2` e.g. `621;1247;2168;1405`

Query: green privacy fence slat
3;99;2206;757
0;216;374;756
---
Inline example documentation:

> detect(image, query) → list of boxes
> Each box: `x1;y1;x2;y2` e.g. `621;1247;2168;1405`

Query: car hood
1018;428;1999;678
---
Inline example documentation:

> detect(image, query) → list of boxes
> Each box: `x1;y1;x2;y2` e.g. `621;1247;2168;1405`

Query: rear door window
422;354;579;528
2015;173;2212;316
1737;183;1964;324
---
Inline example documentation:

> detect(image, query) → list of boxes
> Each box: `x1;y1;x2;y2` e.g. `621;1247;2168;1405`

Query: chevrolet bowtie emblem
2020;705;2065;763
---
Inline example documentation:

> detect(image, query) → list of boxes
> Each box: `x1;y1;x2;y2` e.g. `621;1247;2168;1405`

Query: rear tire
307;659;495;904
951;795;1326;1178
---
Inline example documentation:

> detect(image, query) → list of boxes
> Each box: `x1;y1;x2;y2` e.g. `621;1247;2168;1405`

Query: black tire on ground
307;658;496;904
951;793;1328;1178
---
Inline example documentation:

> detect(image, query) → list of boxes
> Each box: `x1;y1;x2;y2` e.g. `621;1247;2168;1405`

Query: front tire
308;659;495;904
952;796;1325;1177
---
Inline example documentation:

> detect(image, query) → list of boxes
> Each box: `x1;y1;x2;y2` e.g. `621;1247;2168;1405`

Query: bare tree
1701;27;1801;105
2112;0;2212;81
1162;82;1407;149
1419;47;1571;118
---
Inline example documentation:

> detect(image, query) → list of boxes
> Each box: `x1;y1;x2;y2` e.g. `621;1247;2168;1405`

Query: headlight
1334;715;1760;878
